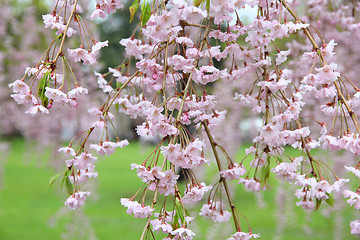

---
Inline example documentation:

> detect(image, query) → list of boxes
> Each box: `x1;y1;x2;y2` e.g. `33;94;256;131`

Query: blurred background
0;0;359;239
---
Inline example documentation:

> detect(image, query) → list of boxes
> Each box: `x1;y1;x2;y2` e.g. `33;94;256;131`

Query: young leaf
129;0;140;23
206;0;210;14
325;193;334;207
174;198;187;226
173;213;179;229
60;171;68;190
65;175;74;195
49;170;65;186
37;73;49;107
140;0;151;27
260;156;271;187
194;0;204;7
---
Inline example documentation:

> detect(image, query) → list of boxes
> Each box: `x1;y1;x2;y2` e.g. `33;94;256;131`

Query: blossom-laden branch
10;0;360;238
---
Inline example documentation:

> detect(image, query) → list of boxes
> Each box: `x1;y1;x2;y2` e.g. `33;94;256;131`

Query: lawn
0;139;357;239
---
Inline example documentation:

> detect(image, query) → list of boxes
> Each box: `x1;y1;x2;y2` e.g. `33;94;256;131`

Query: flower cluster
120;198;154;219
11;0;360;238
161;139;209;169
131;164;179;196
199;201;231;223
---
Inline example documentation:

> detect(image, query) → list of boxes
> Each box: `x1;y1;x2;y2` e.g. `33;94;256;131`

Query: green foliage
325;193;334;207
140;0;151;27
173;197;190;228
206;0;210;14
37;72;50;107
65;173;74;195
129;0;140;23
49;170;66;186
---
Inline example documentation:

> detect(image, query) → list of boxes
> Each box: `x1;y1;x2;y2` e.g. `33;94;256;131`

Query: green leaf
173;213;179;229
325;193;334;207
194;0;204;7
49;170;65;186
206;0;210;14
65;174;74;195
260;156;271;187
140;0;151;27
37;72;50;107
129;0;139;23
173;197;189;227
60;171;68;190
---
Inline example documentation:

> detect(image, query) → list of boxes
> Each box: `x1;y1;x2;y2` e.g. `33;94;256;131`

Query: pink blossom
45;87;68;104
120;198;154;219
65;191;90;209
181;182;212;205
350;220;360;235
320;39;337;62
67;48;96;65
161;139;209;168
67;86;88;99
90;8;106;20
171;226;196;240
227;231;260;240
91;40;109;55
180;5;207;23
25;105;49;115
8;80;30;94
58;147;76;157
73;152;97;170
150;219;173;234
238;178;265;192
175;37;194;47
219;163;246;180
90;139;129;155
315;62;340;83
42;13;76;37
68;41;109;66
96;0;123;15
11;93;37;105
91;120;106;128
345;166;360;179
295;199;315;210
119;38;152;59
276;50;291;65
286;22;309;33
199;201;231;223
271;157;302;182
343;190;360;209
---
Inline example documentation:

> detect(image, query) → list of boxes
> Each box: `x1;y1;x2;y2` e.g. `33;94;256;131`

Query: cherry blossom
150;219;173;234
11;0;360;238
181;182;212;205
220;163;247;181
90;140;129;156
199;201;231;223
171;226;196;240
120;198;154;219
343;190;360;209
65;191;90;209
42;13;77;37
350;220;360;235
227;231;260;240
25;105;49;115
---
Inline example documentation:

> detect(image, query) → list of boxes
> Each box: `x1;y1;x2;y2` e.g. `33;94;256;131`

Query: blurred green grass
0;139;357;239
